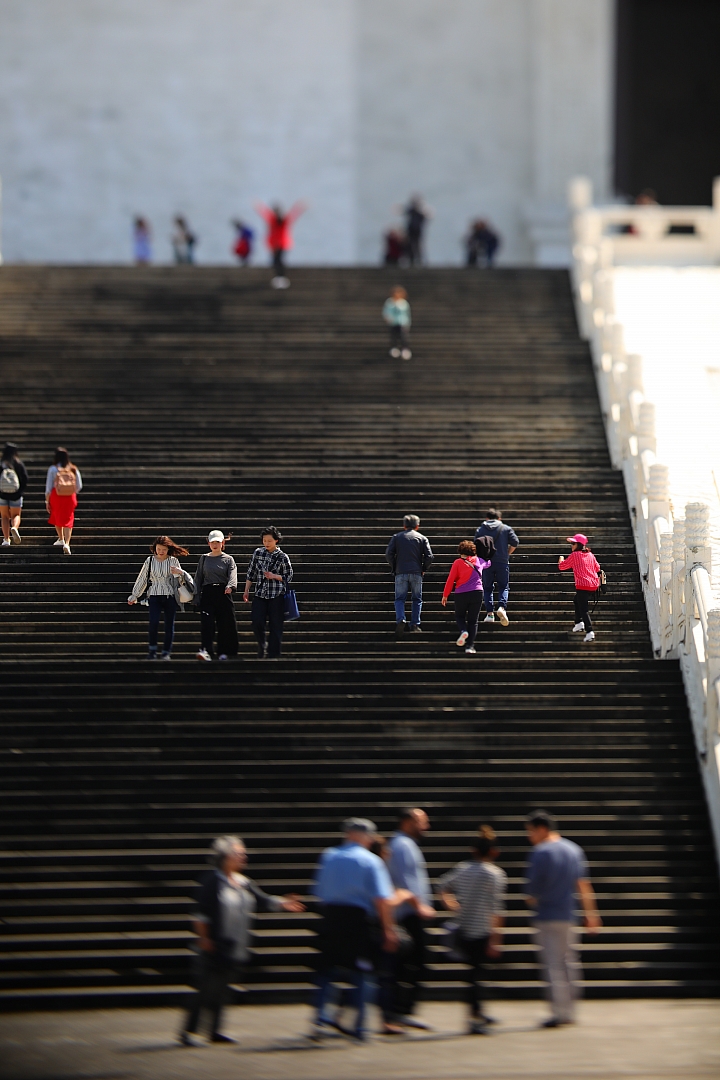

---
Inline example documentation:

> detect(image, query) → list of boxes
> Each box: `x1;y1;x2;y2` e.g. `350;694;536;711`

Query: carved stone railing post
659;531;674;657
706;610;720;737
619;353;643;460
672;518;686;652
685;501;712;575
648;463;671;564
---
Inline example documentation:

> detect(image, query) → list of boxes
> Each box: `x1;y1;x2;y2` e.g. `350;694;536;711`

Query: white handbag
178;582;194;604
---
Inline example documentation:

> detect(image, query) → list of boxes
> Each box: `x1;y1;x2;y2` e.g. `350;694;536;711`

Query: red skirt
48;489;78;528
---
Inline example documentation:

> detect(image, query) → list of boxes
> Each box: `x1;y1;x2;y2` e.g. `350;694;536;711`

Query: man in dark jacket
474;508;519;626
180;836;304;1045
386;514;434;634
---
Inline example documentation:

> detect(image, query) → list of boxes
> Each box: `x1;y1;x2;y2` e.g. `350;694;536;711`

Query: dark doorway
615;0;720;204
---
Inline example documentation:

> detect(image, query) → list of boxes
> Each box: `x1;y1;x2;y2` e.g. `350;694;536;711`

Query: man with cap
312;818;398;1040
194;530;238;661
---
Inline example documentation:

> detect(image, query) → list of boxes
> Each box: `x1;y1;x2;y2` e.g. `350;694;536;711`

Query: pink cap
566;533;588;545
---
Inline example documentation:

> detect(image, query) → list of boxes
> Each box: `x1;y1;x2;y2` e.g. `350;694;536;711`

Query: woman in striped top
128;535;195;660
558;533;602;643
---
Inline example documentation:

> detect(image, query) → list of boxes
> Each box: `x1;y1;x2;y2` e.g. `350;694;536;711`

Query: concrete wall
0;0;614;265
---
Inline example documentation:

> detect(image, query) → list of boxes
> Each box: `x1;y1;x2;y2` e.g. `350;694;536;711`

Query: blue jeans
394;573;423;625
316;967;375;1038
148;595;178;654
481;563;509;613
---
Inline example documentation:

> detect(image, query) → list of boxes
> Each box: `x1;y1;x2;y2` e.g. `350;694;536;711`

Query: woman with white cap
194;530;238;661
558;533;602;643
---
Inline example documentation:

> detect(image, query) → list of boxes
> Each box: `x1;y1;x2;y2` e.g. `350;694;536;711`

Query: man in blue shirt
388;808;436;1028
312;818;397;1040
474;508;519;626
525;809;601;1027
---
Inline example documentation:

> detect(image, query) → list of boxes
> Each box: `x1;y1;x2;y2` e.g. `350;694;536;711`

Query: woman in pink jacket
558;533;601;642
441;538;494;655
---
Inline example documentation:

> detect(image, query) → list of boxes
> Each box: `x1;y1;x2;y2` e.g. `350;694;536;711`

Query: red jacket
559;550;601;591
255;203;305;251
443;556;490;599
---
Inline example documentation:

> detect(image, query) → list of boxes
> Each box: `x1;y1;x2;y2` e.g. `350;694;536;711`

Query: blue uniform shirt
313;841;393;916
388;832;431;920
526;837;589;922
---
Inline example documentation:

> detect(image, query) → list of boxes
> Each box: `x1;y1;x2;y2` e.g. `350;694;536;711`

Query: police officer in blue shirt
312;818;398;1041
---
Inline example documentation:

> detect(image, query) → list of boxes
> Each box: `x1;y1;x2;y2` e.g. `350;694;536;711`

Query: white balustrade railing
569;177;720;868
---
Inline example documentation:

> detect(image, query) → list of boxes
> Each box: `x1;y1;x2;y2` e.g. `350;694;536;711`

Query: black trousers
389;324;409;351
184;952;242;1037
272;247;286;276
251;594;285;657
574;590;594;631
394;912;427;1016
200;585;238;657
457;935;490;1018
454;592;483;647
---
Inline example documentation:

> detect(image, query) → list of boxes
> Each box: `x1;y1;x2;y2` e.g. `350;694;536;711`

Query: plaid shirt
246;547;293;600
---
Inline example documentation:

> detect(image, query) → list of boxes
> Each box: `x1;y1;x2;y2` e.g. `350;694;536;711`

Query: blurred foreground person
387;809;436;1029
180;836;304;1046
311;818;397;1042
525;809;601;1028
437;826;506;1034
465;219;500;267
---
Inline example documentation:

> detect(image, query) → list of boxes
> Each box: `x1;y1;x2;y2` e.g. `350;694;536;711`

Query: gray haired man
385;514;434;634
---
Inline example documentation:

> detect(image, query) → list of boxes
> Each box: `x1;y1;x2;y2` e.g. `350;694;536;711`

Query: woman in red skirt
45;447;82;556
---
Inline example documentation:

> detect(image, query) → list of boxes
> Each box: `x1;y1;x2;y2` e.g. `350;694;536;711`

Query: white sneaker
572;622;585;633
1;539;10;547
10;527;21;545
196;649;212;662
483;614;495;623
218;654;228;661
456;631;469;647
53;539;64;546
271;275;290;289
465;646;477;655
62;542;71;555
390;348;400;358
401;349;412;359
496;607;509;626
584;631;595;643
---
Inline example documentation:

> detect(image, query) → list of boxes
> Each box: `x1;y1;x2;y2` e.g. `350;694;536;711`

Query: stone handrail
569;175;720;275
569;176;720;867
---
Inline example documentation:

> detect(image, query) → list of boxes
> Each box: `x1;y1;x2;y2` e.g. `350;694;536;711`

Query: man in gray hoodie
386;514;434;634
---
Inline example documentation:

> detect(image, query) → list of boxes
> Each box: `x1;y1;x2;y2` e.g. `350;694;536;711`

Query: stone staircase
0;265;718;1009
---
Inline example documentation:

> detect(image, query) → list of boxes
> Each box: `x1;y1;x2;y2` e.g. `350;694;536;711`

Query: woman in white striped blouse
128;535;195;660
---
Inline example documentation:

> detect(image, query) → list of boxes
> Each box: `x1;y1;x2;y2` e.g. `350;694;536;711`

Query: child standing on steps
558;533;602;643
382;285;412;359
